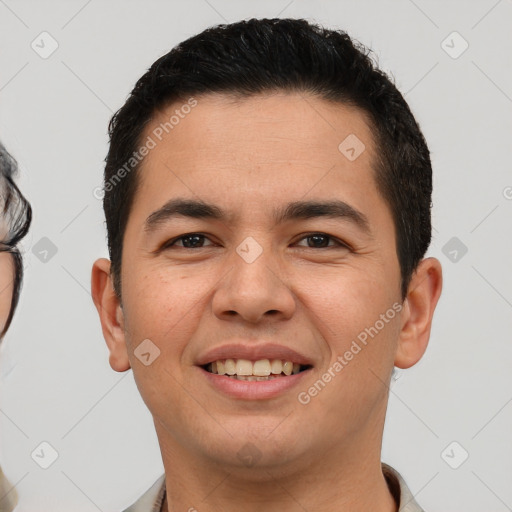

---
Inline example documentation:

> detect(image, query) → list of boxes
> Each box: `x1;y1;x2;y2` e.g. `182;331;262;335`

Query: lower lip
198;367;312;400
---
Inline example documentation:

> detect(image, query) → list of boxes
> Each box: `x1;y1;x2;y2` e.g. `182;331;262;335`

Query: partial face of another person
0;252;14;337
93;92;441;473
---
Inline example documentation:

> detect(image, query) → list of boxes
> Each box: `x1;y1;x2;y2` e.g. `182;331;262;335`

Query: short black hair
0;142;32;338
103;18;432;299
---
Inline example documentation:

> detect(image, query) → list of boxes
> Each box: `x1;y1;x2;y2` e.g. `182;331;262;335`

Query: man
0;142;32;512
92;18;442;512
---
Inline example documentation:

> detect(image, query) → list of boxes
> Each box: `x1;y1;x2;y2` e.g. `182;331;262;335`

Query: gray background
0;0;511;510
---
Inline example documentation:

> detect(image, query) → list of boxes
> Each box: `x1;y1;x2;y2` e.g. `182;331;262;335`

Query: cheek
299;259;398;332
294;261;401;384
120;266;210;418
121;263;215;354
296;271;400;427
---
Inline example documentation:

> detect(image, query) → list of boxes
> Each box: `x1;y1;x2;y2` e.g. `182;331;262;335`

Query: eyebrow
144;198;371;234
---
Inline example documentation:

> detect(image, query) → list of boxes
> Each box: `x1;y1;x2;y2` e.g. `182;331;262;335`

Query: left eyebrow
144;198;372;235
274;200;371;235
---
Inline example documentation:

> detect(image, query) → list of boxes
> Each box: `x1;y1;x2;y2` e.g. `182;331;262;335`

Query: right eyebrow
144;199;224;233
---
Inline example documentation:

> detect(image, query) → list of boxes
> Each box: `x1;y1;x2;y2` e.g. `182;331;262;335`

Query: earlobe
394;257;443;369
91;258;131;372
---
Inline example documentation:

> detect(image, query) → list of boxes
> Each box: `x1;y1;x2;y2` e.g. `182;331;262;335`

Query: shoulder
122;475;166;512
0;465;18;512
382;463;426;512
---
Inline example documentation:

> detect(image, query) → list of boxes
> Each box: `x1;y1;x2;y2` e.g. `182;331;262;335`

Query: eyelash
162;232;351;250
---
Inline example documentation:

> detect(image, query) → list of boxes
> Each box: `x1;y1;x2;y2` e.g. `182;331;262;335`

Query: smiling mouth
202;358;312;381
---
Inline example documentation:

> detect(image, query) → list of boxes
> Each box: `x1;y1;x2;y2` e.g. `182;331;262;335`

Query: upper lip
196;342;314;367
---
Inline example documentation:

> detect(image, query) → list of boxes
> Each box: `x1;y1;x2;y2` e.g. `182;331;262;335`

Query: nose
212;243;296;325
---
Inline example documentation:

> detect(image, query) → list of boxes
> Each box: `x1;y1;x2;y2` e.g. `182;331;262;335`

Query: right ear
91;258;131;372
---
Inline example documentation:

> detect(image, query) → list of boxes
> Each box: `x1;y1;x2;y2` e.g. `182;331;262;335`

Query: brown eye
306;234;330;248
164;233;213;249
295;233;349;249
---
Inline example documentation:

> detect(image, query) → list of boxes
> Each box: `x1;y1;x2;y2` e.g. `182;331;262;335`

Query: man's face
117;93;403;472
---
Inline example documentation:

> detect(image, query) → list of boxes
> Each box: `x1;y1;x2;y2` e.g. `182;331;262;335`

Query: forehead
146;92;375;164
140;92;374;188
133;92;380;209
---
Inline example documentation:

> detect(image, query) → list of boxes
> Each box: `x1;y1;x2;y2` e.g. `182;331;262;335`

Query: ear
91;258;131;372
394;257;443;369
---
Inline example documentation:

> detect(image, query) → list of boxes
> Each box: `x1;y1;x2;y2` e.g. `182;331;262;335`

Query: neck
155;424;397;512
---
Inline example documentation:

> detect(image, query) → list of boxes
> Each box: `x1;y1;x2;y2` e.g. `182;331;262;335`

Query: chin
197;427;308;473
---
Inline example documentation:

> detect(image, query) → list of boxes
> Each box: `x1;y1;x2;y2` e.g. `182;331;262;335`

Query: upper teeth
207;359;301;376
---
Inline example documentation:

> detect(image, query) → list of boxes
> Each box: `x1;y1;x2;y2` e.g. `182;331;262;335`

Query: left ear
394;257;443;369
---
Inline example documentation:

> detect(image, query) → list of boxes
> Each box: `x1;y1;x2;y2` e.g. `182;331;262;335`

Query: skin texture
0;252;14;336
92;92;442;512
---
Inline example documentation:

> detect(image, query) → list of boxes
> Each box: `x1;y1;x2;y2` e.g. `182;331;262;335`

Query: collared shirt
123;463;425;512
0;466;17;512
